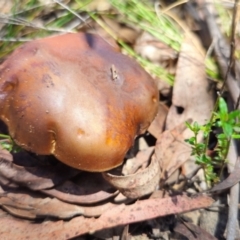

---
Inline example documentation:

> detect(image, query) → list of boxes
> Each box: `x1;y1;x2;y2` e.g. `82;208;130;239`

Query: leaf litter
0;193;214;240
165;35;215;179
210;156;240;192
0;1;227;239
0;33;214;239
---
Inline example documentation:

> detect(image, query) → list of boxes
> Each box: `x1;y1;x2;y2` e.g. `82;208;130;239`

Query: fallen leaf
122;146;154;175
42;180;118;204
166;35;214;130
0;189;116;219
210;157;240;192
113;192;129;204
155;122;191;183
103;156;160;199
0;148;13;162
174;221;218;240
134;32;177;71
148;103;168;139
0;194;214;239
0;157;79;190
165;35;214;177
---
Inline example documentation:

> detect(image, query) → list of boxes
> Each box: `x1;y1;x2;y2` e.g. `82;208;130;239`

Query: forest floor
0;0;239;239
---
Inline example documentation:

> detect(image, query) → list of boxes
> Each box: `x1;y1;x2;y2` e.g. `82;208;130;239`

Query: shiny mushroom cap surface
0;32;159;172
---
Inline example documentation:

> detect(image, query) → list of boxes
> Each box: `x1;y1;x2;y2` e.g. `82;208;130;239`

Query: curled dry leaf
0;189;116;219
42;180;118;204
113;192;130;204
103;156;160;199
0;148;18;188
0;194;214;239
122;146;154;175
0;174;19;188
155;122;191;183
0;157;79;190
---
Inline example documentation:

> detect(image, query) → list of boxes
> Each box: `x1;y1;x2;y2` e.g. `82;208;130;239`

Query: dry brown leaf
0;189;116;219
165;35;214;177
103;156;160;199
174;222;218;240
155;122;191;183
0;194;214;239
210;157;240;192
122;146;154;175
42;180;117;204
113;192;129;203
0;174;19;188
166;35;214;130
0;157;79;190
134;32;177;67
0;148;13;162
148;103;168;139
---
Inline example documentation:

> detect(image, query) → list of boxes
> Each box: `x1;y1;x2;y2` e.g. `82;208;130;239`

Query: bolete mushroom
0;32;158;172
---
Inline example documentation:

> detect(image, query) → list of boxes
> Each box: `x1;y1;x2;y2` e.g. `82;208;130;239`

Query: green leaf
196;143;206;152
217;133;227;139
185;121;193;131
214;120;222;127
233;126;240;132
219;97;228;116
232;134;240;139
228;110;240;120
185;137;195;145
222;122;233;138
193;121;200;132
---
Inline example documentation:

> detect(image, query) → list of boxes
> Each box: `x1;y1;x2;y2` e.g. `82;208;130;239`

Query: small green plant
0;134;22;153
185;97;240;185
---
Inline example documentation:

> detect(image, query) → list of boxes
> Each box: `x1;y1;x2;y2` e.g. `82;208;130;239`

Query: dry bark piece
0;32;159;172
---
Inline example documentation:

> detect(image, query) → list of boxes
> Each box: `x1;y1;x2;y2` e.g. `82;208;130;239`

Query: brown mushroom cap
0;32;158;172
